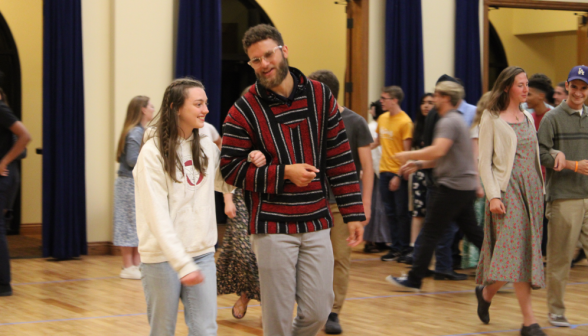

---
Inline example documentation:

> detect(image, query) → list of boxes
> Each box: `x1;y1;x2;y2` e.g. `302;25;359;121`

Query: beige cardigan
478;109;544;201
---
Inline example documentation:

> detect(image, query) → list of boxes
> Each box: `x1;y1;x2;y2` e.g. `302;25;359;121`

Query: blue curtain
455;0;482;104
175;0;222;132
42;0;87;258
385;0;425;119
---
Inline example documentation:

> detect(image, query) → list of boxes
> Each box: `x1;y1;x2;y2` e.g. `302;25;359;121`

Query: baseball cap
567;65;588;84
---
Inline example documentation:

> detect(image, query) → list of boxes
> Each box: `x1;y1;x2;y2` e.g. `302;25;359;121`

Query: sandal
232;297;248;319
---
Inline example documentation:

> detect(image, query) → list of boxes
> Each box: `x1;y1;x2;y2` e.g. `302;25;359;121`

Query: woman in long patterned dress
476;67;546;336
217;189;260;319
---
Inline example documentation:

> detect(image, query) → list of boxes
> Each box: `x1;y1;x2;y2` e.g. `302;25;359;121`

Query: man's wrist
415;160;423;170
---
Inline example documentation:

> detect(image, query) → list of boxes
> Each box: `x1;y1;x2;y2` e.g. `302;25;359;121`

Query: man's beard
256;57;289;89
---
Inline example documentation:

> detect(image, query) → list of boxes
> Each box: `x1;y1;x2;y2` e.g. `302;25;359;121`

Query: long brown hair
116;95;150;162
486;66;526;115
471;91;492;129
148;78;208;183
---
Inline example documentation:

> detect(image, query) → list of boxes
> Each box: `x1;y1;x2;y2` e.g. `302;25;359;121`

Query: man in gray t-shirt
384;81;484;292
308;70;373;334
433;110;477;190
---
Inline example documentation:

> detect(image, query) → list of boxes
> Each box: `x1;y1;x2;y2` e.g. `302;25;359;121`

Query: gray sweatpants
251;229;334;336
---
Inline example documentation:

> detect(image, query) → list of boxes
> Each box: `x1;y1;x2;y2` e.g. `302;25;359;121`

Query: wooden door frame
344;0;369;119
483;0;588;92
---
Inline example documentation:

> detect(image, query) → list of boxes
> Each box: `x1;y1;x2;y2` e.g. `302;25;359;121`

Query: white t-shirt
199;122;220;142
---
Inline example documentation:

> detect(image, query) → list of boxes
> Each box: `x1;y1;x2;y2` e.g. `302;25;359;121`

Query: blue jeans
413;185;459;273
379;172;411;251
141;252;217;336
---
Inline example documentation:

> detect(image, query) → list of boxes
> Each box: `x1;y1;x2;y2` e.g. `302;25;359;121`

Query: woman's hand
554;152;566;172
224;199;236;219
0;162;8;177
489;198;506;215
389;175;400;191
180;270;204;286
249;151;266;167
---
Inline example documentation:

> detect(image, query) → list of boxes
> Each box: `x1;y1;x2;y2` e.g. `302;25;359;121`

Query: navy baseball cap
567;65;588;84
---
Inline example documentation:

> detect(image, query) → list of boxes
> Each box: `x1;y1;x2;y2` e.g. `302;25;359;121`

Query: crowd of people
1;22;588;336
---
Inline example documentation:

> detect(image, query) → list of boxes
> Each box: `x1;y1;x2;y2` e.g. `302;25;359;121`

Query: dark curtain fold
385;0;425;119
42;0;87;258
175;0;222;132
455;0;482;104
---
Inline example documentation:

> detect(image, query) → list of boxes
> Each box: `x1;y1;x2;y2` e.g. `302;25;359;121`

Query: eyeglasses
248;46;283;68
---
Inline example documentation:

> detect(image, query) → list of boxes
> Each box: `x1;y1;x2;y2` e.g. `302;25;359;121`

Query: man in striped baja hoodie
220;24;365;336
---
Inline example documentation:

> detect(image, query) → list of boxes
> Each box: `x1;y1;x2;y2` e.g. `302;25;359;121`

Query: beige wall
490;8;578;85
368;0;386;108
0;1;43;225
83;0;175;242
256;0;347;103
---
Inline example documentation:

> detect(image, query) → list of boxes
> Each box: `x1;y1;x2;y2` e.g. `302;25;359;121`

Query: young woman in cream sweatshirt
133;78;265;336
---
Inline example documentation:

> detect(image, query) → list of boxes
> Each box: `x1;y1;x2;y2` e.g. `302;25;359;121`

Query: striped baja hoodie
220;67;365;234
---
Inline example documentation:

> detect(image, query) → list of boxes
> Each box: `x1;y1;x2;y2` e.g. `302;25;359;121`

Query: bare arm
396;138;453;163
0;121;31;175
369;136;380;150
357;146;373;225
402;138;412;152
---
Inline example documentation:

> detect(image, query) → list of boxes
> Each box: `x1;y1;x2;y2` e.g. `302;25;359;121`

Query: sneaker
397;252;413;264
520;323;547;336
548;313;570;327
120;266;141;280
363;242;381;254
385;275;421;292
381;250;401;261
0;285;12;297
324;312;342;334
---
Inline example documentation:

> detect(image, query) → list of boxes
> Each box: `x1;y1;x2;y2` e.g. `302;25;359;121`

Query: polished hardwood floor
1;246;587;335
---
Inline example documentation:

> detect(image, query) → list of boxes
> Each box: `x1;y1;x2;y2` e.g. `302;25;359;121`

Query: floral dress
216;188;261;300
476;120;545;289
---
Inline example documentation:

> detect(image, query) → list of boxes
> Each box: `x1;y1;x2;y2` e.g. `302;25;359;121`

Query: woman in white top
134;78;265;335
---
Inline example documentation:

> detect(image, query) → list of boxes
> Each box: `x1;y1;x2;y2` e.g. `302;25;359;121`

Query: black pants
0;162;17;290
408;185;484;284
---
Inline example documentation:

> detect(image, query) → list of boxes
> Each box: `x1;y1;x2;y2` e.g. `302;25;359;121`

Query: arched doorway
488;22;508;91
0;11;22;235
220;0;273;124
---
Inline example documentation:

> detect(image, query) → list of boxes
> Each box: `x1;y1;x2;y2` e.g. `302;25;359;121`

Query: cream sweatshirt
133;133;234;279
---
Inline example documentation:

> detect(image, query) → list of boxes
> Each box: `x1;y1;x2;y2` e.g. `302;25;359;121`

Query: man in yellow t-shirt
372;86;413;261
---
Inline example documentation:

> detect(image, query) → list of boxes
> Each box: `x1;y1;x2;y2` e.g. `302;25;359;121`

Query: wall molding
20;223;42;236
87;242;121;256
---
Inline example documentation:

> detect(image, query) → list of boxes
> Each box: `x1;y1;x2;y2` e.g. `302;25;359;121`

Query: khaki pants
546;199;588;315
329;204;352;314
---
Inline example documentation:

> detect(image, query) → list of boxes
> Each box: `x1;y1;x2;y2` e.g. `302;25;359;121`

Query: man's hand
476;185;485;199
248;151;266;167
0;162;8;177
554;152;566;172
576;160;588;175
389;175;400;191
400;161;418;177
180;270;204;286
285;164;319;187
346;221;364;247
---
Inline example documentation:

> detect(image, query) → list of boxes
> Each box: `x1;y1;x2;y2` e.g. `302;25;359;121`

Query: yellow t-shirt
376;111;413;174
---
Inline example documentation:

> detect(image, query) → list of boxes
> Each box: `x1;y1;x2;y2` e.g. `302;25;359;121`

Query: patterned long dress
476;120;545;289
216;188;261;300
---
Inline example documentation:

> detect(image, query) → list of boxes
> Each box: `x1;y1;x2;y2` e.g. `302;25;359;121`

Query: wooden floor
1;246;587;336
